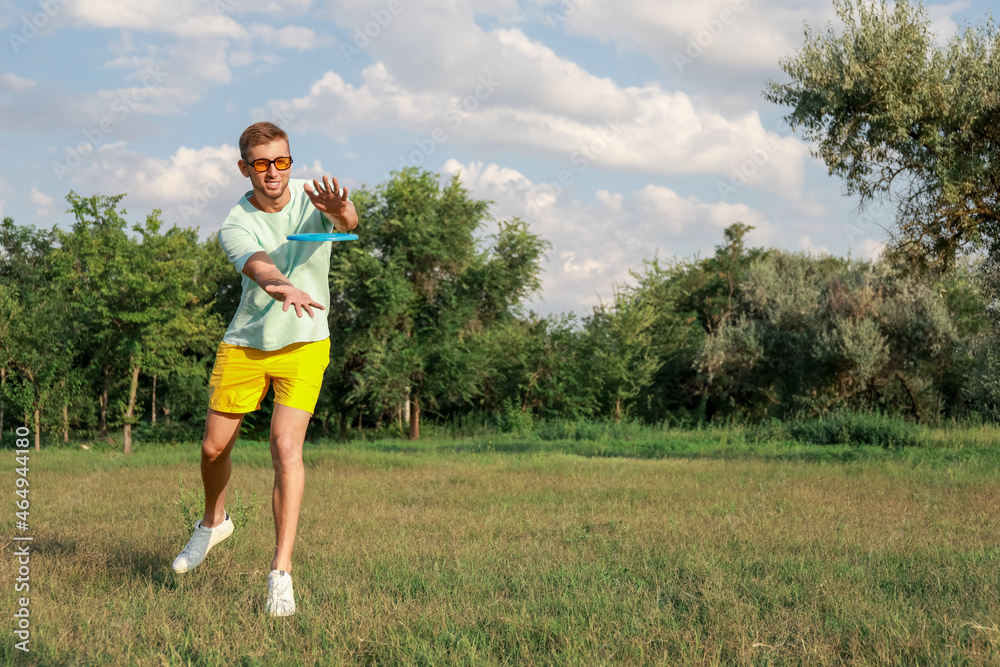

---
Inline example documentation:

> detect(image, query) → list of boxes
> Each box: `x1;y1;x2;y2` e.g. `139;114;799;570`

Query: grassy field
5;429;1000;665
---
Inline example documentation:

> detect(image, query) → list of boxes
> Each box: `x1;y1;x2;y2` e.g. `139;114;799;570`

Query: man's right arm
242;251;325;319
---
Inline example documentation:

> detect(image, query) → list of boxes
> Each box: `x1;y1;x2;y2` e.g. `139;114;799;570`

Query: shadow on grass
106;544;180;589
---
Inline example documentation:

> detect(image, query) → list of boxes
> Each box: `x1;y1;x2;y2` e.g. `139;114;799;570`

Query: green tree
324;169;548;439
483;314;595;421
621;223;763;423
766;0;1000;267
697;251;978;422
581;292;661;423
0;219;77;448
54;194;223;452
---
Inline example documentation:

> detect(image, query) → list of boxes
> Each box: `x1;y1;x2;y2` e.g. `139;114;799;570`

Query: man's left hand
304;175;350;218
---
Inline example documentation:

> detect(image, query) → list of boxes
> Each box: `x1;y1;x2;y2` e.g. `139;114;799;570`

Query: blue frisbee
286;233;358;242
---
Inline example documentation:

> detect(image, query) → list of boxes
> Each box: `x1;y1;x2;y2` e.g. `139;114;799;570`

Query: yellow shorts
207;339;331;415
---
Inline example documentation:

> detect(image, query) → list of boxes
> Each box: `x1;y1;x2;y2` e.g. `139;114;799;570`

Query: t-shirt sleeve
218;222;263;274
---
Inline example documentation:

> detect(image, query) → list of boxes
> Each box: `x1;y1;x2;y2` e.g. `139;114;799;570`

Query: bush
748;411;928;447
133;421;204;445
536;418;652;442
498;399;534;435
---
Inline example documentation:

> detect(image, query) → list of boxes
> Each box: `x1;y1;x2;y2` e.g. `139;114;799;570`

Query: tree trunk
339;413;348;440
123;361;140;455
98;368;109;437
164;402;171;426
151;374;157;426
895;371;922;421
614;397;622;424
409;392;420;440
62;402;69;442
33;409;40;451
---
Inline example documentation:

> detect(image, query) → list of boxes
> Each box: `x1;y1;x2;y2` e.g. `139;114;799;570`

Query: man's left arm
303;175;358;232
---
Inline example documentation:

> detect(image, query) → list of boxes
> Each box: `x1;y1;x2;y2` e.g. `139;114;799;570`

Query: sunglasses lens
274;158;291;170
252;159;270;172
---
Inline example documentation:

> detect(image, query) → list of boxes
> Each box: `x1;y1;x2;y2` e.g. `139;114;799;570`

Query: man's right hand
263;282;326;318
241;251;325;318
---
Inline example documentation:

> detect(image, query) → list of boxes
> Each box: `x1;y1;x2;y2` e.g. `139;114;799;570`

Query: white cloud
856;238;886;262
63;0;329;95
54;142;244;229
67;0;245;39
534;0;836;79
29;187;57;218
248;24;330;50
258;27;810;196
927;2;971;42
51;142;360;232
442;159;778;314
0;73;37;92
798;235;830;257
0;72;193;139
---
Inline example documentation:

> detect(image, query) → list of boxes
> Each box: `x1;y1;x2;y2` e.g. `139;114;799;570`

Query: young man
171;122;357;617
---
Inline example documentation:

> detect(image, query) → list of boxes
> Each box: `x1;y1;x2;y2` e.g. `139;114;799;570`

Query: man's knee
202;410;242;463
202;437;231;464
269;435;303;471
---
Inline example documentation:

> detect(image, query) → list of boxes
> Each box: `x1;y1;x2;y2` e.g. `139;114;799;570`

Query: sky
0;0;993;315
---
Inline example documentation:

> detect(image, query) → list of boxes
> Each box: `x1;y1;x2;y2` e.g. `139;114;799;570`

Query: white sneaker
266;570;296;617
171;513;234;573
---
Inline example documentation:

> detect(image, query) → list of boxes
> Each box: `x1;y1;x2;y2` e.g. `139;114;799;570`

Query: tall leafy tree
324;169;547;439
483;314;595;421
581;293;661;423
0;219;77;449
616;223;763;423
54;194;223;452
766;0;1000;267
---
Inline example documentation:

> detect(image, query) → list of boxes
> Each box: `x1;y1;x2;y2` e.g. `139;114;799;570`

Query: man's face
238;138;292;205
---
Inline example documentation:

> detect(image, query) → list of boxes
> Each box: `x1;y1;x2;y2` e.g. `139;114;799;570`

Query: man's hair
239;122;289;160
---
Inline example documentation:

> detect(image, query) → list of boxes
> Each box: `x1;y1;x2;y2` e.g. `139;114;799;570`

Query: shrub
749;411;928;447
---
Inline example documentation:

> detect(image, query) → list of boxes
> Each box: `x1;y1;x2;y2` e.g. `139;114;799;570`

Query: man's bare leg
269;403;311;573
201;408;244;528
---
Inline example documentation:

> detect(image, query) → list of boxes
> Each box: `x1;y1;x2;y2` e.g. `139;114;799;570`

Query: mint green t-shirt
218;179;337;351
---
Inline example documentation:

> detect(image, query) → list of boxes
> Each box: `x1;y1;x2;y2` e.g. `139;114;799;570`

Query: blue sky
0;0;992;315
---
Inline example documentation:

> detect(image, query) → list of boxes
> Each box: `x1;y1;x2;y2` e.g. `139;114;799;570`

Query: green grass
6;429;1000;665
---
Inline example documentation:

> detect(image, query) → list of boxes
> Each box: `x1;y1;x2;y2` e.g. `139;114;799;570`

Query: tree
581;293;661;423
53;194;223;453
0;219;78;449
620;225;763;423
482;314;595;422
696;250;979;422
765;0;1000;268
324;169;548;439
